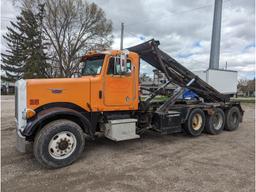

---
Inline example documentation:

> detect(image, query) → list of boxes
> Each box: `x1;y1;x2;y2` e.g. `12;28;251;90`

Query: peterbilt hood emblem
49;88;64;94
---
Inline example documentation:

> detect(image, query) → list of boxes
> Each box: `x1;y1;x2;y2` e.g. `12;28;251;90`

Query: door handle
99;90;102;99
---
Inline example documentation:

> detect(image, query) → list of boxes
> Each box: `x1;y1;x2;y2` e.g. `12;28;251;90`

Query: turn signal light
26;109;36;119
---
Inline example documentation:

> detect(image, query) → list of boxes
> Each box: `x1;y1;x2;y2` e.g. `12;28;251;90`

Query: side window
126;60;131;73
107;57;132;75
107;58;117;75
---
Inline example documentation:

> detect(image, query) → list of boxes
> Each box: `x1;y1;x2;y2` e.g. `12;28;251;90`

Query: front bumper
16;129;32;153
15;79;31;153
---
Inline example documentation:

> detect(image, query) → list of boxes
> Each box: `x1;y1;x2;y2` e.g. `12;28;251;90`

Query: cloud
1;0;19;54
88;0;255;79
1;0;255;79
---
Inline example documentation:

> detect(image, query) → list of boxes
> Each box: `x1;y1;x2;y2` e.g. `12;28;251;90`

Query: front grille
15;85;18;119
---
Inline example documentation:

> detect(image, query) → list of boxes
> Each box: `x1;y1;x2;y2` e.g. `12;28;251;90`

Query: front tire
33;119;85;168
184;108;205;137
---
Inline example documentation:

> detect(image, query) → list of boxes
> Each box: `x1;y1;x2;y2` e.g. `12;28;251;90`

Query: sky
1;0;255;79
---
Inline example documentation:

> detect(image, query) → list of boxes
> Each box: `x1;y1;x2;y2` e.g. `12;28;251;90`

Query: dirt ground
1;95;255;192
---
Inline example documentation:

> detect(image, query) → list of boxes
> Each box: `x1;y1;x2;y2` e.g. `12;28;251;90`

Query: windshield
82;55;105;76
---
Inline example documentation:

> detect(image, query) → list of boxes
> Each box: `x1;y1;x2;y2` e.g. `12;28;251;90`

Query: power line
1;17;16;23
114;0;233;44
170;0;231;15
168;3;213;15
125;30;138;38
124;0;231;28
1;16;16;19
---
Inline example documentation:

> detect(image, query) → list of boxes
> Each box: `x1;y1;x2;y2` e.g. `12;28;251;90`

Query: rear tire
33;119;85;168
225;106;241;131
205;108;225;135
184;108;205;137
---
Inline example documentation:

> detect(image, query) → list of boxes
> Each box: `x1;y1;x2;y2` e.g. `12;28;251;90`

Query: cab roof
81;49;131;61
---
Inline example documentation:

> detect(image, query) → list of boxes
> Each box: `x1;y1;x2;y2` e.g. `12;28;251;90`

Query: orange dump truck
15;39;243;168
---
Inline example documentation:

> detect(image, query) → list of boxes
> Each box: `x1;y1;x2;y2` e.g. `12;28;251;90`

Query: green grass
140;95;168;102
231;97;255;103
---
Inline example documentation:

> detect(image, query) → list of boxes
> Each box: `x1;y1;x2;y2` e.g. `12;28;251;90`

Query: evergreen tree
1;5;48;81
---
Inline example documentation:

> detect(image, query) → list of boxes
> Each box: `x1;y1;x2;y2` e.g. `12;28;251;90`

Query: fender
22;107;94;140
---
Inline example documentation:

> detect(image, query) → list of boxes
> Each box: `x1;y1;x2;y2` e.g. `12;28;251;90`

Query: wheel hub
232;113;238;124
192;113;203;130
212;112;223;130
58;139;69;150
48;131;77;159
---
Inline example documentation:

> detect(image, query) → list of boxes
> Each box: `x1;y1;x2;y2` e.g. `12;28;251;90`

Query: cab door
103;56;135;107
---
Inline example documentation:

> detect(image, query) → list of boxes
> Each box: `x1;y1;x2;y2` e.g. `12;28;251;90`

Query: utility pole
120;22;124;50
209;0;223;70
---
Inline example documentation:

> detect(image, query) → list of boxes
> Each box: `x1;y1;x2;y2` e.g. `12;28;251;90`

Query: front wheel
183;108;205;137
33;119;85;168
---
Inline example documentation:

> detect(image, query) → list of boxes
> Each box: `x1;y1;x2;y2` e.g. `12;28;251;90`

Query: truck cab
24;50;140;113
15;50;141;167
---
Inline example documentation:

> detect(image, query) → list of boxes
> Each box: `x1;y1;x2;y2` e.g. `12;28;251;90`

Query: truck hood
26;77;91;111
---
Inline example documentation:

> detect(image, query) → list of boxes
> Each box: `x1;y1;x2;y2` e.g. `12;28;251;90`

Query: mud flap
16;131;32;153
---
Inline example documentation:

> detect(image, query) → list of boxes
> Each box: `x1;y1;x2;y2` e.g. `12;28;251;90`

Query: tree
140;73;152;82
247;79;255;93
3;0;113;78
41;0;113;77
1;5;48;81
237;78;255;96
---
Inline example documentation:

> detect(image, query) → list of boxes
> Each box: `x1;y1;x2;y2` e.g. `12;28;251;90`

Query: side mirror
120;54;127;73
114;54;127;74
